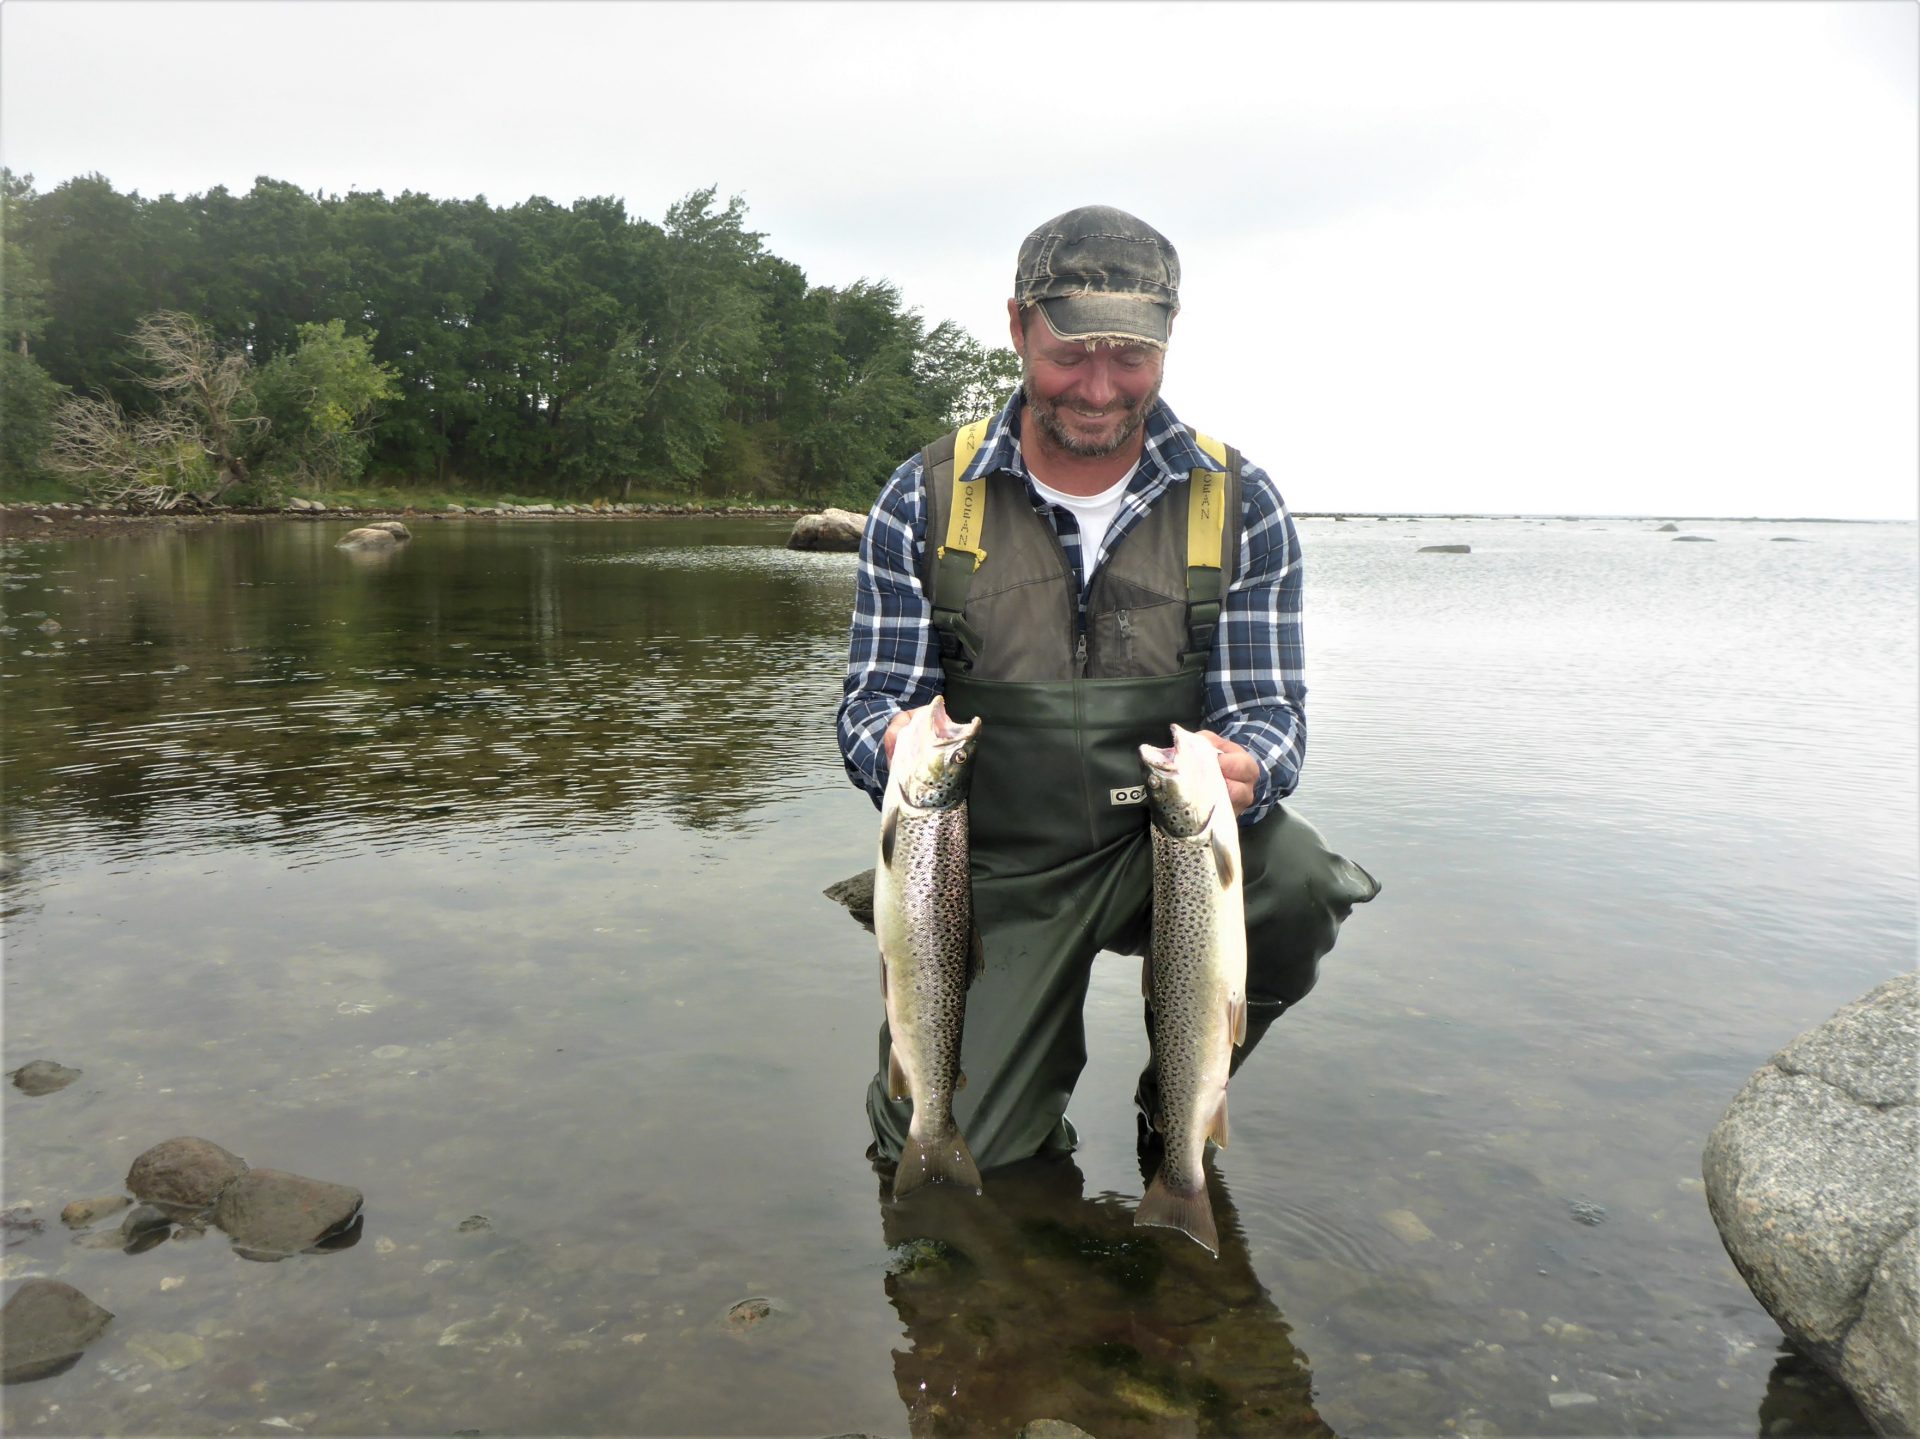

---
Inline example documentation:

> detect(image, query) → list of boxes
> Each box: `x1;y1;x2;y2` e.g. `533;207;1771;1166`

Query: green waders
864;424;1380;1172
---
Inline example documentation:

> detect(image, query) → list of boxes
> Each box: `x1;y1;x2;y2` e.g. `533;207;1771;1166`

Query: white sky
3;0;1915;518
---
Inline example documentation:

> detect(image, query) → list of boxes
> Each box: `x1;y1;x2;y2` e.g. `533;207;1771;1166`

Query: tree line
0;170;1020;507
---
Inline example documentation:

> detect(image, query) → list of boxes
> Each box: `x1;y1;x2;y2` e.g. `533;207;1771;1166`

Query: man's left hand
1197;731;1258;817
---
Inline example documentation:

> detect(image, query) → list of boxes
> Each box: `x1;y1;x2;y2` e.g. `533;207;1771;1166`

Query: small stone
120;1204;175;1244
371;1045;408;1060
35;618;60;633
160;1277;184;1291
1020;1423;1099;1439
1549;1392;1599;1408
61;1196;131;1228
457;1215;491;1233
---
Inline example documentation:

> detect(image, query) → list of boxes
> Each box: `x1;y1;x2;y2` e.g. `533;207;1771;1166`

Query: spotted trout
1135;723;1248;1255
875;695;984;1199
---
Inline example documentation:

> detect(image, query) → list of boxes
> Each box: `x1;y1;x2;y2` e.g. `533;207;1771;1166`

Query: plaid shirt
836;388;1307;823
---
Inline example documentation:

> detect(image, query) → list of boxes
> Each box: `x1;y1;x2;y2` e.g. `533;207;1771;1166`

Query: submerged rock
1417;544;1470;554
127;1137;248;1210
1672;535;1716;542
213;1168;363;1258
0;1279;113;1384
364;520;411;540
1654;522;1681;532
1703;972;1918;1436
787;508;865;552
8;1059;81;1096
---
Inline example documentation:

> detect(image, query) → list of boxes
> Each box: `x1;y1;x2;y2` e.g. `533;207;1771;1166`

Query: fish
874;694;985;1200
1134;723;1248;1256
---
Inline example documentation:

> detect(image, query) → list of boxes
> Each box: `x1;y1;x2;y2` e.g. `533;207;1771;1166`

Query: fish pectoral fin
1208;1092;1230;1149
880;807;899;869
968;927;984;987
1140;953;1153;1002
1229;993;1247;1047
887;1045;910;1103
1211;830;1236;889
954;1068;968;1092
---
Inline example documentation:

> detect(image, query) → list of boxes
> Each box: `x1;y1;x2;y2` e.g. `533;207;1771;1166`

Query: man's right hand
881;708;916;766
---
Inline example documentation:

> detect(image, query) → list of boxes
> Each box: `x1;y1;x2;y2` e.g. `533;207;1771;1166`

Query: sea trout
1135;723;1248;1256
875;695;984;1200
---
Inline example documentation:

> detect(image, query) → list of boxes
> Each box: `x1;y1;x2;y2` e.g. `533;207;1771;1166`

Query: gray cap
1014;205;1181;348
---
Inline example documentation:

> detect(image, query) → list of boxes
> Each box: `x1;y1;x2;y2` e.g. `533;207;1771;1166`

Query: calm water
2;513;1913;1437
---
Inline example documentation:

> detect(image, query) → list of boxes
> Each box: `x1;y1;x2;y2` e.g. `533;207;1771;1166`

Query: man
837;204;1378;1175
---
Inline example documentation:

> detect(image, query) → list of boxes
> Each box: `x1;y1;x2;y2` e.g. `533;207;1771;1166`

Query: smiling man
837;204;1379;1180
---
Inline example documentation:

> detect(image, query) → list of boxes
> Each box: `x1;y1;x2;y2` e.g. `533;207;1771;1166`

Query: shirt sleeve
835;454;944;806
1204;458;1307;823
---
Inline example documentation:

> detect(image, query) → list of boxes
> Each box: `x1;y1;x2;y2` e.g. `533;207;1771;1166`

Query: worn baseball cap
1014;205;1181;348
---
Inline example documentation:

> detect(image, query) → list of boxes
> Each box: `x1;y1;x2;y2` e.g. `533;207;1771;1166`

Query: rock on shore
1702;972;1918;1436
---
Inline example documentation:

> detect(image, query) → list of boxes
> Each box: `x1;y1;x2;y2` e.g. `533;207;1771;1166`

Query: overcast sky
3;0;1915;518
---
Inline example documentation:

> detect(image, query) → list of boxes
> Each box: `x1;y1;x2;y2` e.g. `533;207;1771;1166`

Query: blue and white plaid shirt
835;388;1307;823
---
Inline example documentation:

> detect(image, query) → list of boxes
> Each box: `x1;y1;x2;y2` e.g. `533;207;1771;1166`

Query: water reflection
877;1153;1328;1437
1;521;857;864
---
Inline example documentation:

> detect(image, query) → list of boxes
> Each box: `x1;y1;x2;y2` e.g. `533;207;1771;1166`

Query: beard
1022;370;1160;459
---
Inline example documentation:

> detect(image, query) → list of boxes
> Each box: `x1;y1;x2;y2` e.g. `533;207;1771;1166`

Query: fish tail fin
891;1126;984;1200
1135;1172;1221;1257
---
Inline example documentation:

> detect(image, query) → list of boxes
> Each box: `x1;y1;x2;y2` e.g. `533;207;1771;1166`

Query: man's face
1009;304;1166;460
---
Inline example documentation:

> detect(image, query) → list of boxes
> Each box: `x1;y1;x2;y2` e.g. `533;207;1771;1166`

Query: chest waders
866;421;1381;1171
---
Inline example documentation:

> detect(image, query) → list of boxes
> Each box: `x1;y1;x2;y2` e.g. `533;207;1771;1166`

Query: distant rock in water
1672;535;1716;542
338;525;405;549
788;508;865;552
365;520;411;540
9;1060;81;1096
1654;522;1681;532
1417;544;1471;554
1702;972;1918;1437
1771;537;1809;543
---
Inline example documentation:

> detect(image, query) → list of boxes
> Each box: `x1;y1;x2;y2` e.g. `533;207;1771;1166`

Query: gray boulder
788;508;866;552
126;1136;248;1211
1;1279;113;1383
1703;972;1918;1436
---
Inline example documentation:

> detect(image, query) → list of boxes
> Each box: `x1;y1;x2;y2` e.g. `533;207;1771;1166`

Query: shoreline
0;500;1904;547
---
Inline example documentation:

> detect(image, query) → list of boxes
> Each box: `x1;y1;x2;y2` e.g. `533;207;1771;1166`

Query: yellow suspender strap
1186;430;1229;571
939;417;993;570
1181;430;1231;671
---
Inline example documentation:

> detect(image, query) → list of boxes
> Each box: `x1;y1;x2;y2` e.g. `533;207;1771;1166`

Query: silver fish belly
1136;725;1247;1255
874;696;983;1199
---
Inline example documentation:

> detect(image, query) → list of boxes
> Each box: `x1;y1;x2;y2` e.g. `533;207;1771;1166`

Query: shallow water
3;513;1912;1435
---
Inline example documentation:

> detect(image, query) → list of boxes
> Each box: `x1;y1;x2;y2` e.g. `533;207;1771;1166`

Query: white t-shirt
1029;462;1139;576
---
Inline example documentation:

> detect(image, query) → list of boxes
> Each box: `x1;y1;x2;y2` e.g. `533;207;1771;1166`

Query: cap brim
1037;295;1171;348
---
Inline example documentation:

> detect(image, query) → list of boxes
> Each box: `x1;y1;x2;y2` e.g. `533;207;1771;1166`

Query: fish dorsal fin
1209;1093;1230;1149
1211;829;1236;889
881;807;898;869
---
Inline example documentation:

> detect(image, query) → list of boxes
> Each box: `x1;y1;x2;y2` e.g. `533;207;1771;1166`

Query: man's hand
881;708;917;766
1196;730;1258;817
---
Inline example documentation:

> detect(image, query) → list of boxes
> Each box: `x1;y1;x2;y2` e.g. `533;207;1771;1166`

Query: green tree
253;319;399;490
